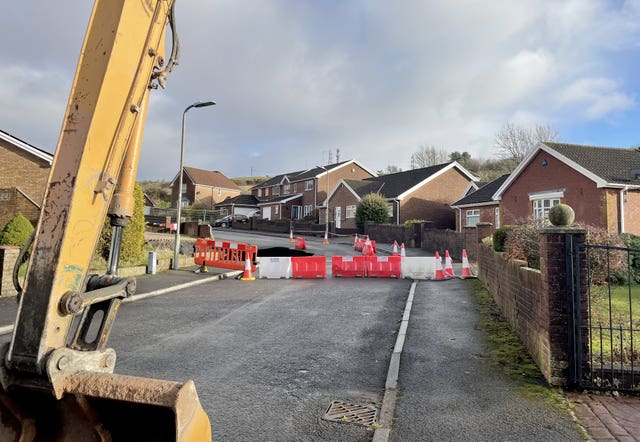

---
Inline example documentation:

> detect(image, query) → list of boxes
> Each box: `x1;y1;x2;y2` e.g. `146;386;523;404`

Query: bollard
147;251;157;275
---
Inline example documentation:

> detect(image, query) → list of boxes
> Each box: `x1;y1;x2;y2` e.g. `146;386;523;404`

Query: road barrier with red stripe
194;238;257;271
332;256;367;277
291;256;326;279
365;256;401;278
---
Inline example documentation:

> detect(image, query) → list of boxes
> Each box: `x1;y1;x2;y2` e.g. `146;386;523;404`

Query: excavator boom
0;1;211;440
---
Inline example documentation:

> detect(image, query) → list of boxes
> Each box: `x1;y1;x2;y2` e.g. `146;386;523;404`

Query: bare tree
495;122;558;163
411;145;449;168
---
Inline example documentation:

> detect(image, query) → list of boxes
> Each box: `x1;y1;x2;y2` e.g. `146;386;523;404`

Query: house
251;160;376;221
215;194;260;217
450;174;510;232
493;142;640;234
170;166;241;209
0;130;53;227
327;162;478;230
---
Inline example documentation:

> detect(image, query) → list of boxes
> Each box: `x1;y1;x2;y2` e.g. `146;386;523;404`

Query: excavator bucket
0;372;211;441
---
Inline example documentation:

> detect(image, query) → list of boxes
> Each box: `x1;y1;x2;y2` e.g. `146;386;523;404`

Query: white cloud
559;77;635;119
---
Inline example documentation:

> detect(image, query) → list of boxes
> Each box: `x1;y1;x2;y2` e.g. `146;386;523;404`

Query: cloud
1;0;639;180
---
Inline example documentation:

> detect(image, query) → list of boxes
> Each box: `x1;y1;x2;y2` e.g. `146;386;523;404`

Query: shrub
504;223;540;269
95;183;146;266
492;226;512;252
618;233;640;284
575;223;625;285
0;213;34;248
355;193;389;231
403;219;426;227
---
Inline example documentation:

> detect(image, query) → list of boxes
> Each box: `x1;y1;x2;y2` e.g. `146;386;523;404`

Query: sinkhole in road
258;247;314;257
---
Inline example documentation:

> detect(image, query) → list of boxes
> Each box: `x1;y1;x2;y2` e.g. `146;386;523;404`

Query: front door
334;206;341;229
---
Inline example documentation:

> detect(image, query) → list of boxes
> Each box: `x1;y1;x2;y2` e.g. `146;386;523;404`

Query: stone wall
0;246;19;297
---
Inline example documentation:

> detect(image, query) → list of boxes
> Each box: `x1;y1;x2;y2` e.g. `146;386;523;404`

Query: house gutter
395;199;400;225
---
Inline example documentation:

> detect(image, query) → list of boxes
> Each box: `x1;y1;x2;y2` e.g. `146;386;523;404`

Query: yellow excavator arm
0;1;211;440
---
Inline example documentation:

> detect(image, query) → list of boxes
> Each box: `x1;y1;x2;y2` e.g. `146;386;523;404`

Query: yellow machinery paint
0;1;211;439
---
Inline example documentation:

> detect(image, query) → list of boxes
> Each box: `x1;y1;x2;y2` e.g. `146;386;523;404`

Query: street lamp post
173;101;216;270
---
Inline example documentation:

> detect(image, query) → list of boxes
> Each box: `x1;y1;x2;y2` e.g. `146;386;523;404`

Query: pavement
0;245;639;440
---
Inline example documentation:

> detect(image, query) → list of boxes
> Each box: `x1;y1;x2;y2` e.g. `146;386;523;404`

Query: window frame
465;209;480;227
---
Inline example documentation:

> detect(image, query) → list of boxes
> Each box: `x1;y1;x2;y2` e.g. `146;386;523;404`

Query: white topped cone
460;249;476;279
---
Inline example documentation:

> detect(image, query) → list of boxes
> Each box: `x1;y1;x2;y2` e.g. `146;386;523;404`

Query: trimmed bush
0;213;34;248
548;204;575;226
355;193;390;231
492;226;512;252
504;223;540;269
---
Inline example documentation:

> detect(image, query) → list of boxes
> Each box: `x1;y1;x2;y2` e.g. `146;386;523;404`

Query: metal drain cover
322;400;378;427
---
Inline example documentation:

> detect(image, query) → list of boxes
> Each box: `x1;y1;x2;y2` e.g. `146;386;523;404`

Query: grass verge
468;279;572;412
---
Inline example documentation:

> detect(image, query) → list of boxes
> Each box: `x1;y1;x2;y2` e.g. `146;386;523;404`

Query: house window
305;180;314;191
533;198;560;222
284;184;291;194
386;203;393;217
303;205;313;217
293;183;298;193
275;205;279;215
181;184;186;194
265;188;269;196
272;186;280;195
494;207;500;229
466;209;480;227
257;188;262;197
346;205;356;219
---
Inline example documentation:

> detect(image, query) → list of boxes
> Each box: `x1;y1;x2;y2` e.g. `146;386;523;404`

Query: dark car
211;214;249;228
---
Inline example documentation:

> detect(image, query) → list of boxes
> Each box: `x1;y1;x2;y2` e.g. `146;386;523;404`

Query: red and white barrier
460;249;476;279
401;257;436;279
444;250;456;278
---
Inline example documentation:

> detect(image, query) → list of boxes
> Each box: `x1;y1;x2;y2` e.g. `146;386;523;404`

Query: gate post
539;227;587;386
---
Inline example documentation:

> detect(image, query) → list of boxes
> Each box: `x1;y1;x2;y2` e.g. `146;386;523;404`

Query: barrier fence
194;237;475;281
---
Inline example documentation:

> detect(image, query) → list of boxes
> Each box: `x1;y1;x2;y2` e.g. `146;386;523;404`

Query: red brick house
170;166;241;209
0;130;53;227
450;174;510;232
327;162;478;230
251;160;375;221
493;142;640;234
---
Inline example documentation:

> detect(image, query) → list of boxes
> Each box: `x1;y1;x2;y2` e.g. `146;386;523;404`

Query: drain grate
322;400;378;427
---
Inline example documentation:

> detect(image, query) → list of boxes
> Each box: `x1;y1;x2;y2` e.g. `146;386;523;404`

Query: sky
1;1;639;181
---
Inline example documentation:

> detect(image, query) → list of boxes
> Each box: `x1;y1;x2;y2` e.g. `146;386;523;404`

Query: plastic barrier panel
258;257;292;279
194;238;208;266
401;257;436;280
366;256;401;278
291;256;327;279
331;256;367;278
200;240;257;271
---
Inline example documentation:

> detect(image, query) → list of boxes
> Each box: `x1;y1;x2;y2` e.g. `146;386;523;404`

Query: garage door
262;207;271;220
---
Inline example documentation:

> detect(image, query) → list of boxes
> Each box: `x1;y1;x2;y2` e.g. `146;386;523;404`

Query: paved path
391;279;583;441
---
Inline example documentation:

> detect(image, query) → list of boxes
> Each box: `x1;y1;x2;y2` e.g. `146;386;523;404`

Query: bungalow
327;162;478;230
450;174;510;232
493;142;640;235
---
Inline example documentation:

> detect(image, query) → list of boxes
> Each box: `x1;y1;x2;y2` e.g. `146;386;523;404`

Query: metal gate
569;241;640;392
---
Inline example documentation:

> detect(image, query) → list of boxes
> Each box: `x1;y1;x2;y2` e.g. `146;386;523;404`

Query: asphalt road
109;277;410;441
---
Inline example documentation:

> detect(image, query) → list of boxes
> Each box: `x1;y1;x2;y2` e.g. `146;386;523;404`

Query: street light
173;100;216;270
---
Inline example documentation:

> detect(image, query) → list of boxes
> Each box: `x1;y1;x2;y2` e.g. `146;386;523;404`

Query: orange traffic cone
444;250;455;278
363;239;375;256
400;243;406;257
392;241;399;256
323;231;329;245
460;249;476;279
240;257;255;281
353;233;359;249
434;251;445;280
288;230;294;242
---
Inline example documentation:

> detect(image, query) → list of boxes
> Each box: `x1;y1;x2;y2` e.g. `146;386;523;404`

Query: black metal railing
572;243;640;393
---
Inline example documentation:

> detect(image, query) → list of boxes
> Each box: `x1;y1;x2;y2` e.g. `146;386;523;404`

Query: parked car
211;214;249;228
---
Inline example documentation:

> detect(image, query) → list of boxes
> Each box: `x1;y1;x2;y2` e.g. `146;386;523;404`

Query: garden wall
477;228;587;386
